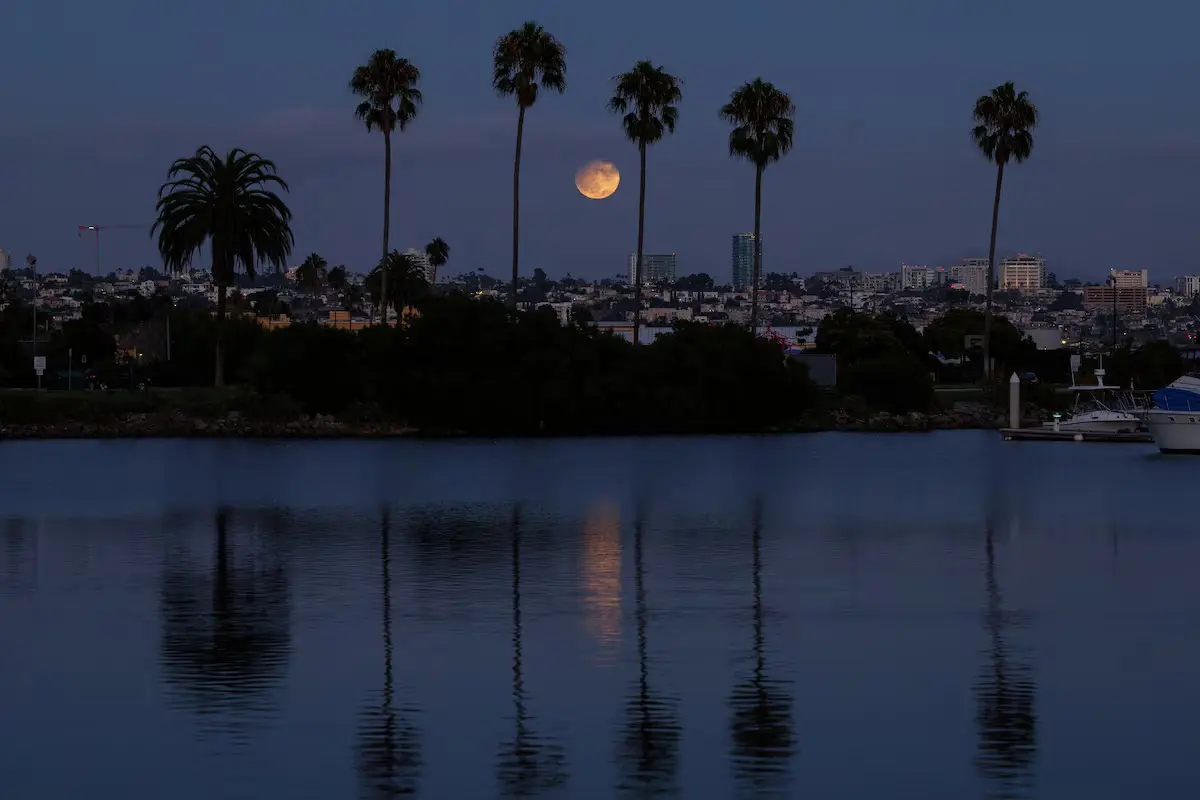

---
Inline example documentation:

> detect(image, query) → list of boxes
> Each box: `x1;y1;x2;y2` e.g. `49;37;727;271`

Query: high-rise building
901;265;938;291
0;248;10;272
1177;276;1200;297
999;254;1046;291
1111;269;1149;289
404;248;434;283
731;233;759;290
1083;285;1147;313
627;252;678;285
950;261;989;296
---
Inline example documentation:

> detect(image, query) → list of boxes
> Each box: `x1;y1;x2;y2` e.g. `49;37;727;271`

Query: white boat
1042;369;1142;435
1137;375;1200;454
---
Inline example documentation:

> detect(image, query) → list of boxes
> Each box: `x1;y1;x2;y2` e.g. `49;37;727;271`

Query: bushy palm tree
296;252;328;292
720;79;795;336
424;237;450;284
972;82;1038;379
350;49;423;324
366;250;429;319
492;22;567;310
152;145;293;386
609;61;682;347
327;265;348;291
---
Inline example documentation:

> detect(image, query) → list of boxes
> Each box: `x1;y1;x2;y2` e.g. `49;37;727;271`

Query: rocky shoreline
0;402;1033;439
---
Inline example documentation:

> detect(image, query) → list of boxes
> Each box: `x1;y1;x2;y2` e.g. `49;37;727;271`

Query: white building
1112;269;1149;289
0;248;10;272
901;264;941;291
1176;276;1200;297
404;248;434;282
999;254;1046;291
950;262;989;296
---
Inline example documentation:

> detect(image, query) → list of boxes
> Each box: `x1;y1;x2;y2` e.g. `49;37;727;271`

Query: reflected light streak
581;502;622;665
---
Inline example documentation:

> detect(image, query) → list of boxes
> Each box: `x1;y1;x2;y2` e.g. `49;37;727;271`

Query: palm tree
614;506;681;795
152;145;294;386
972;82;1038;379
350;49;423;324
608;61;682;347
729;499;794;795
296;252;328;293
424;237;450;285
366;250;429;320
492;22;567;309
356;508;422;798
327;265;348;291
720;79;796;336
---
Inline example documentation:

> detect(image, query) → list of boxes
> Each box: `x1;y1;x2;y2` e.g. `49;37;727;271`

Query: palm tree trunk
214;282;227;388
381;128;393;325
750;165;763;335
633;141;647;347
983;161;1005;381
510;106;526;311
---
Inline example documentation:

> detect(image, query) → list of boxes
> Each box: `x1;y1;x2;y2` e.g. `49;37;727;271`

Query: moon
575;160;620;200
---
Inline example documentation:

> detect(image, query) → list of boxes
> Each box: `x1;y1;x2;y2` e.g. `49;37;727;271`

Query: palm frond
492;21;567;108
151;146;294;286
608;60;683;147
719;79;795;169
350;49;424;134
971;81;1038;165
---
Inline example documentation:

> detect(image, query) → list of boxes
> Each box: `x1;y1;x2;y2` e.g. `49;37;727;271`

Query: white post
1009;372;1021;429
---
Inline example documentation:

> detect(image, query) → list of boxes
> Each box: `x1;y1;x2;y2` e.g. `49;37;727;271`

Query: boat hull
1140;410;1200;454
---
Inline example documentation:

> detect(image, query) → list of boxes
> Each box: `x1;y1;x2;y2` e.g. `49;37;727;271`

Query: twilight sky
2;0;1197;282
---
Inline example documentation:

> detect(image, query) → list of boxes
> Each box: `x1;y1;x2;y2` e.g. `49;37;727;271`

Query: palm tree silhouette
729;499;794;796
349;48;423;324
607;60;682;348
151;146;294;385
356;508;422;798
971;81;1038;378
496;504;568;797
973;522;1037;799
492;21;567;309
159;508;292;740
614;506;681;796
720;79;795;334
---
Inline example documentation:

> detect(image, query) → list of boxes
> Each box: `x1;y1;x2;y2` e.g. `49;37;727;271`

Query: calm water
0;433;1196;799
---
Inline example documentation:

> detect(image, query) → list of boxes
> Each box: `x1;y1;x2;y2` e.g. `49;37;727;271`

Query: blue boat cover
1153;387;1200;411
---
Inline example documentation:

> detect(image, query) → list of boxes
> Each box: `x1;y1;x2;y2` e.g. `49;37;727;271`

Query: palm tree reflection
974;522;1037;798
356;507;422;798
729;500;794;795
496;504;568;797
159;508;291;740
615;506;681;796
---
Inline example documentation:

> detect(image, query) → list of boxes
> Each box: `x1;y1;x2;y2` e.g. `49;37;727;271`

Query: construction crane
78;224;148;274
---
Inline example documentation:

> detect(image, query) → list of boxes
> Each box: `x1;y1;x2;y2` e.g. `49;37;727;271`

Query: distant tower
731;233;759;290
0;248;10;272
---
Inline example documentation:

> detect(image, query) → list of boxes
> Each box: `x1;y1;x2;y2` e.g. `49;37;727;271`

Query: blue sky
2;0;1197;282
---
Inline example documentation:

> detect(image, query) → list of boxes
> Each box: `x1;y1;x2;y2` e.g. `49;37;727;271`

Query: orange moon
575;161;620;199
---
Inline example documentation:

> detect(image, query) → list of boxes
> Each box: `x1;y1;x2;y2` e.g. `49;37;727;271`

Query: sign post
33;356;45;391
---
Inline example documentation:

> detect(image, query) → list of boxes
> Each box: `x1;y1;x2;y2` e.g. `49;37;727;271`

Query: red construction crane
78;224;148;274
